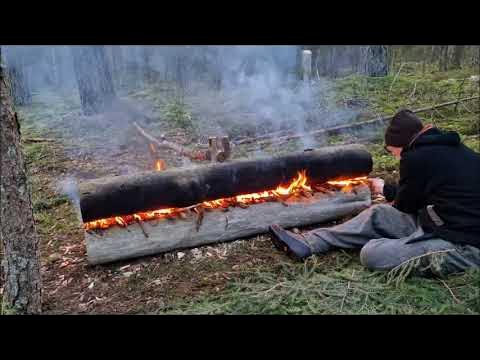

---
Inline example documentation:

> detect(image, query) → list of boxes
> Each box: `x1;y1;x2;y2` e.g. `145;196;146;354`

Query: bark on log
85;185;371;265
79;144;372;222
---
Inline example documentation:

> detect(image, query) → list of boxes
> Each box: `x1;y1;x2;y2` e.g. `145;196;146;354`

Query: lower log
85;185;371;265
79;144;372;222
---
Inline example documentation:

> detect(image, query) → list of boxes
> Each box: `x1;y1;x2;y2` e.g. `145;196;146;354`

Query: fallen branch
133;122;206;161
23;137;55;143
242;96;480;148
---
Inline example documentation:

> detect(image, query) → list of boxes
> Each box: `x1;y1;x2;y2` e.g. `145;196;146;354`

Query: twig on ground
454;78;467;112
340;269;355;312
23;137;55;143
439;279;461;304
459;102;474;114
408;81;417;101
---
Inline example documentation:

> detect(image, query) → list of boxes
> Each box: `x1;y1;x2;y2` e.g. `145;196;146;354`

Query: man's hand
368;178;385;195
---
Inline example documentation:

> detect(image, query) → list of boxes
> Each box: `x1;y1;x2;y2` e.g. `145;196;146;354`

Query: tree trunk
79;144;372;222
438;45;449;71
70;46;117;115
0;50;42;314
3;47;32;106
430;45;438;63
141;46;154;83
366;45;389;77
451;46;465;69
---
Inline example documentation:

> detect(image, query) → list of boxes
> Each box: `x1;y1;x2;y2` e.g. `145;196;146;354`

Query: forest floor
6;63;480;314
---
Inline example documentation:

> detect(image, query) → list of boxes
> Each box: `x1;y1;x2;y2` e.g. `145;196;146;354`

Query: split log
235;96;480;147
79;144;372;222
85;185;371;265
206;136;231;162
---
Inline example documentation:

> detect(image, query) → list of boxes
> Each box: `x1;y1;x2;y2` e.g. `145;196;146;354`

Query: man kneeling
269;109;480;277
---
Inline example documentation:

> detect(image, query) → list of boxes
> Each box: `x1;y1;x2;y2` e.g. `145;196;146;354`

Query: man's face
385;145;403;160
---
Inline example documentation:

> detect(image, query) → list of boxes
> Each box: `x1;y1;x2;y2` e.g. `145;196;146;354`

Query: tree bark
79;144;373;222
438;45;449;72
70;46;117;115
0;50;42;314
366;45;389;77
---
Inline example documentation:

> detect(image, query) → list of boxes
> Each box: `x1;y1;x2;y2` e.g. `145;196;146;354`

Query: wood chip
194;207;204;232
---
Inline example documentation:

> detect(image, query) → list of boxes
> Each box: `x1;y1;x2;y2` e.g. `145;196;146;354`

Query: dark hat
385;109;423;147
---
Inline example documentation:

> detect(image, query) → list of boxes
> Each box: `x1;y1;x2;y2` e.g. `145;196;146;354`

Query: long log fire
80;144;373;265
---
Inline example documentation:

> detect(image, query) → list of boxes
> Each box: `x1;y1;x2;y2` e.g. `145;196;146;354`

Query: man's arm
383;183;397;202
391;154;428;214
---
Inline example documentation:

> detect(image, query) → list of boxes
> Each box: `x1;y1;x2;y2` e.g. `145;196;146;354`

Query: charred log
79;144;372;222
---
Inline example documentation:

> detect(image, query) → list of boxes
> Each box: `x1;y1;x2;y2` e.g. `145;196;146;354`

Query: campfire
84;171;367;231
79;144;373;265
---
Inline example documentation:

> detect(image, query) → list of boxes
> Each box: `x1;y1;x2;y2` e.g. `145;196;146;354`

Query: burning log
79;144;372;223
85;184;371;265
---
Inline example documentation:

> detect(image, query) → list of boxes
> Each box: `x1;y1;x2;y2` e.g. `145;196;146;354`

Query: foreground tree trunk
70;46;117;115
0;50;42;314
366;45;389;77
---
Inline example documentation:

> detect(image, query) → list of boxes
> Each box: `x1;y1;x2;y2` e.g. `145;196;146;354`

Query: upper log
79;144;372;222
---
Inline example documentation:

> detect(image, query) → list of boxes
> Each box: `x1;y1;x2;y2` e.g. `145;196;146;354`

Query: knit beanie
385;109;423;147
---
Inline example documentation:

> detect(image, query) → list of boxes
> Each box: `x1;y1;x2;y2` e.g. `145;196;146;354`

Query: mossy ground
14;63;480;314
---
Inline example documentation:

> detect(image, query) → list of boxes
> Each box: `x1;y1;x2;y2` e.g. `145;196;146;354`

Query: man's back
398;127;480;247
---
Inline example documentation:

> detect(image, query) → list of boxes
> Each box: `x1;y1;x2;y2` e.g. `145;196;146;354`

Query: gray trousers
304;204;480;277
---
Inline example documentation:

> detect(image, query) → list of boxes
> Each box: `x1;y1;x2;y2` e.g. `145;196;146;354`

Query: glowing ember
326;176;368;193
326;176;368;186
83;171;368;231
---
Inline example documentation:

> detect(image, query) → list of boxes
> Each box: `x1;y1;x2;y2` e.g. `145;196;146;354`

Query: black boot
269;224;312;261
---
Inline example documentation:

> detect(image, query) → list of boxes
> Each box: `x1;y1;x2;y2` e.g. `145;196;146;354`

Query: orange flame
155;159;166;171
327;176;368;193
326;176;367;186
84;171;367;231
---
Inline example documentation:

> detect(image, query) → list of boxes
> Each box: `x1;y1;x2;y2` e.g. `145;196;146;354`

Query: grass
163;254;480;314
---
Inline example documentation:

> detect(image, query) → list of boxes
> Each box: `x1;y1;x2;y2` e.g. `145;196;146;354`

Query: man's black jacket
383;127;480;248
